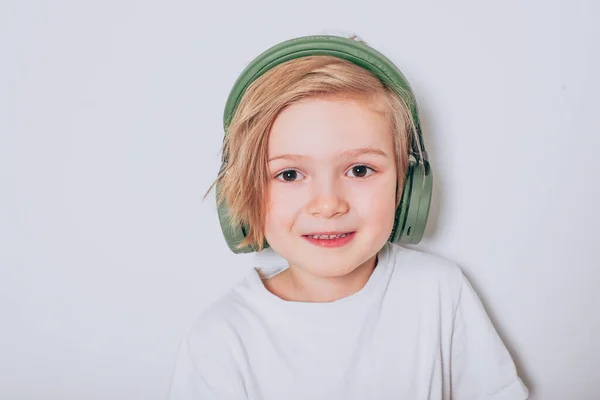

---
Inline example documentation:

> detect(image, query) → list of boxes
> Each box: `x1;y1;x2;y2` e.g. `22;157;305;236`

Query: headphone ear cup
216;182;255;254
389;163;413;243
389;161;433;244
410;161;433;243
392;161;433;244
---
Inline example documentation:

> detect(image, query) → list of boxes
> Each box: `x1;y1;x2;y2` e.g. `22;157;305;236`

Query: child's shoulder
180;285;250;359
182;268;268;349
389;243;465;279
387;243;468;297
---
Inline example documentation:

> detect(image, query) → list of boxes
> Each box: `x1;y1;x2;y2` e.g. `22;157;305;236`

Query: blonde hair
206;38;417;251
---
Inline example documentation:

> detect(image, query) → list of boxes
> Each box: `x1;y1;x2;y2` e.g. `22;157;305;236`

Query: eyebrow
268;147;389;162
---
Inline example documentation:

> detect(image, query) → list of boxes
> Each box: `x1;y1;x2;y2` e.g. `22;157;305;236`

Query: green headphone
216;35;433;254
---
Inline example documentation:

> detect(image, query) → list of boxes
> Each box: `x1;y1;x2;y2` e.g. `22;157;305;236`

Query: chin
304;259;361;278
293;248;378;278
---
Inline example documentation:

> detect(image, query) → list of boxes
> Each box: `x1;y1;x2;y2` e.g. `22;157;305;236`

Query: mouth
302;231;356;248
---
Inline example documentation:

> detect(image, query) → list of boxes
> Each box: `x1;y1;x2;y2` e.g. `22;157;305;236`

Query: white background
1;0;598;399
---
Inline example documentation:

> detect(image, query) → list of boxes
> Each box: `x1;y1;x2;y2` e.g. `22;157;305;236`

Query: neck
265;254;378;303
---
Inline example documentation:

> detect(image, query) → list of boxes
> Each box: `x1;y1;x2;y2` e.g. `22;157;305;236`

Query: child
168;34;529;400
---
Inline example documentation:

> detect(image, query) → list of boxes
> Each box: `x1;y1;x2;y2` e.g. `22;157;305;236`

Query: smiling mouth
301;231;357;248
303;232;353;239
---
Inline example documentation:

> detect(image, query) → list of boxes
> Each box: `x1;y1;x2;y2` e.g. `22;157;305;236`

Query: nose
306;180;349;219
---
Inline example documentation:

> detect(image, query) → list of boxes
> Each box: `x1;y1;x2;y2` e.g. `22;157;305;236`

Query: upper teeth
308;233;349;239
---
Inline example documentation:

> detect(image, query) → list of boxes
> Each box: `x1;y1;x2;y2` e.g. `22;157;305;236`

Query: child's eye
347;165;374;178
275;169;305;182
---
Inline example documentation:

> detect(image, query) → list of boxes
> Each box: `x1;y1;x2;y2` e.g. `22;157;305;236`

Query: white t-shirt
168;243;529;400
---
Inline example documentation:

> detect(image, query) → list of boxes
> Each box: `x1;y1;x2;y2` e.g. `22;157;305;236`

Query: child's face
264;95;397;278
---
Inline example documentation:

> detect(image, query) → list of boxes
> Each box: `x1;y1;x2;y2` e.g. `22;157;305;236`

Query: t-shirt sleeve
450;272;529;400
167;330;247;400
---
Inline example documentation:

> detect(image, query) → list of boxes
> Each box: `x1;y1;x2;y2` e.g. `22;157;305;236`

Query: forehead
268;96;393;158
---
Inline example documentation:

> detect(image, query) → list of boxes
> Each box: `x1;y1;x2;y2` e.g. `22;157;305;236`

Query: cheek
352;176;397;229
264;184;302;233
